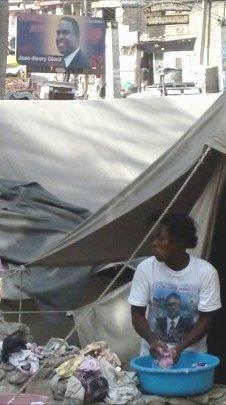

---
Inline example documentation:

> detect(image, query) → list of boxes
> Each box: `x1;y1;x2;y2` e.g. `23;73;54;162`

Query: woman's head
150;213;198;262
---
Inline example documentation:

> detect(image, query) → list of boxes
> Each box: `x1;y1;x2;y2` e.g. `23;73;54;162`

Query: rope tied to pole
0;264;30;283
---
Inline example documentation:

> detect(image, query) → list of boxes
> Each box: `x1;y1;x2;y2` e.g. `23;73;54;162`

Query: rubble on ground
128;386;226;404
0;321;226;404
0;319;32;342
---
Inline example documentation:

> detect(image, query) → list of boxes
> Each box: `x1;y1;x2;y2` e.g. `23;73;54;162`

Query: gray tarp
0;179;90;264
29;92;226;267
0;180;132;312
0;93;223;354
0;179;92;310
0;95;217;212
0;95;217;304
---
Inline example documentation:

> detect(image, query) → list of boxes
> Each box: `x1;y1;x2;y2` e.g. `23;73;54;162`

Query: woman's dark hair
159;213;198;249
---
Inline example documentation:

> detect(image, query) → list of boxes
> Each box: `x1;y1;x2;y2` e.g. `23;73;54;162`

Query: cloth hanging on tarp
0;179;92;312
0;179;135;316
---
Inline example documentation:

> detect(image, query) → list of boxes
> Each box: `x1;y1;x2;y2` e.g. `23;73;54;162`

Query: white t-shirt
128;255;221;355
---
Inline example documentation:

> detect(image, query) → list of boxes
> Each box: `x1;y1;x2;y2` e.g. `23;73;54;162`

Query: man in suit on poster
56;16;90;72
155;292;194;344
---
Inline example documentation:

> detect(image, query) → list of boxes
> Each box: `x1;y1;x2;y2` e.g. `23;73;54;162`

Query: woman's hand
169;346;182;364
149;335;168;358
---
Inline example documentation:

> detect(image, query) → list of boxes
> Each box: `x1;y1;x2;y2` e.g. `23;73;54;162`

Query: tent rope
6;146;211;405
1;310;71;314
64;145;211;341
0;265;29;282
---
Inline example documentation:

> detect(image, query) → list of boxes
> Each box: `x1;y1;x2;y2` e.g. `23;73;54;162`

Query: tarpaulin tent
22;92;226;382
0;94;217;302
0;94;222;353
28;92;226;268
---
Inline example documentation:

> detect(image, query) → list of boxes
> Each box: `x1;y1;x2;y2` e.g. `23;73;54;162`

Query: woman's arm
131;305;168;357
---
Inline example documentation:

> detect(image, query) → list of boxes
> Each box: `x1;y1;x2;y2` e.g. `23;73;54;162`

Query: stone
62;347;79;356
128;394;167;404
214;397;226;405
2;364;15;372
43;352;52;358
214;385;226;390
0;382;19;394
210;387;226;400
214;400;226;405
143;395;167;404
26;378;53;399
0;320;32;342
6;371;19;382
190;393;209;404
9;372;30;385
167;399;196;405
51;374;67;401
39;368;53;379
0;369;6;381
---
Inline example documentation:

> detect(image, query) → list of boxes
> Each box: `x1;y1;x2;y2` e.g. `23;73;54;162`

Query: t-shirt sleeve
128;263;150;307
198;266;222;312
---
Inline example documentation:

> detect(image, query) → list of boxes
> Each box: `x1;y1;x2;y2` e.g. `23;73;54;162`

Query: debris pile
0;321;226;404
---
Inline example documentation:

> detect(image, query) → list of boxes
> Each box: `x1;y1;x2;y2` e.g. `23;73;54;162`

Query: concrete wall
117;7;138;86
106;1;225;91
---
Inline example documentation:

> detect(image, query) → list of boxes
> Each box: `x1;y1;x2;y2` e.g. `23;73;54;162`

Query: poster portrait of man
155;292;194;343
56;17;90;71
16;14;105;73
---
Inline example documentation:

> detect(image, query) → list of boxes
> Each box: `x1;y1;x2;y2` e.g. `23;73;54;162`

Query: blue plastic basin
130;351;220;397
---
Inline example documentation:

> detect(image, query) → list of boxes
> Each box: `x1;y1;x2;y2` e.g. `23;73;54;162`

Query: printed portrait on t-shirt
149;282;199;344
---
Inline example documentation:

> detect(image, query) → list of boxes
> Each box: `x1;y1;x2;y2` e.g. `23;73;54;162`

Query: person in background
128;213;221;362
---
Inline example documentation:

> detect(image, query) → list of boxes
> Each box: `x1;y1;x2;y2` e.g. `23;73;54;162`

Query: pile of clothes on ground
1;328;226;405
51;341;141;404
1;329;40;375
0;329;142;404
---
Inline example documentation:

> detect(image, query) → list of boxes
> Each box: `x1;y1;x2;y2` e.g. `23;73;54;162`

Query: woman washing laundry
128;213;221;365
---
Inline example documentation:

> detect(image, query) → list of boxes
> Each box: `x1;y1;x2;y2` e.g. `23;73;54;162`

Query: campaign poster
16;14;105;73
149;282;199;344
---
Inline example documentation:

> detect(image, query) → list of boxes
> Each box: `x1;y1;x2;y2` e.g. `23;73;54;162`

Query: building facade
8;0;226;97
92;0;226;95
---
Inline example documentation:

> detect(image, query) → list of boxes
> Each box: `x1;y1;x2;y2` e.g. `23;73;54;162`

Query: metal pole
207;0;212;66
84;0;87;16
200;0;208;65
83;0;89;97
0;0;9;100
